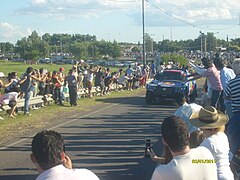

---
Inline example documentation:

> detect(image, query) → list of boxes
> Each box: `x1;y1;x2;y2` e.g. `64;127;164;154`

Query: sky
0;0;240;44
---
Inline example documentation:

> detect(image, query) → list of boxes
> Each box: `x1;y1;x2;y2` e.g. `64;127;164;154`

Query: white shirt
151;147;217;180
200;132;234;180
87;71;94;82
36;164;99;180
174;102;202;133
118;75;129;84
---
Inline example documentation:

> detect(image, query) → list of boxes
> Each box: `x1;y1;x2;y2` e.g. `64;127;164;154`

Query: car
145;69;197;104
123;61;135;67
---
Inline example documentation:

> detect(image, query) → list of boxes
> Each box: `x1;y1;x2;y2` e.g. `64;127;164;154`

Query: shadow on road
59;96;175;180
0;95;176;180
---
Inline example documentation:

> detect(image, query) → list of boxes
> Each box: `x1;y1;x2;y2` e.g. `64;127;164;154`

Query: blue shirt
220;67;235;90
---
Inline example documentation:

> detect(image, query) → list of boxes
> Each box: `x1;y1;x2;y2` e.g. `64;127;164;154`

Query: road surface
0;93;176;180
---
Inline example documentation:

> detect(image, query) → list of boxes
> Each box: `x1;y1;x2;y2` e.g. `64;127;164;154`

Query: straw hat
190;106;228;129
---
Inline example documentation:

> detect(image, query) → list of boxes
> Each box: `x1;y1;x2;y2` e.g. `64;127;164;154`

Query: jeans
227;111;240;154
211;89;222;109
225;102;233;119
69;86;77;106
24;91;32;113
54;87;63;105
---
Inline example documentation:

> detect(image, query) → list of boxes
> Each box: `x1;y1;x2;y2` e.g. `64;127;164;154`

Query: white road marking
0;99;131;150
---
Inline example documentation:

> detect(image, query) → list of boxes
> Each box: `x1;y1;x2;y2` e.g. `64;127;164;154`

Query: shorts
87;81;92;89
128;79;133;83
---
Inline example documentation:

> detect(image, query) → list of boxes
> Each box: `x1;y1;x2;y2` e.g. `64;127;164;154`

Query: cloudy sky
0;0;239;44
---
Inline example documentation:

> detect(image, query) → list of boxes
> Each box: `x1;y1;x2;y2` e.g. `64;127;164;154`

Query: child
190;106;234;180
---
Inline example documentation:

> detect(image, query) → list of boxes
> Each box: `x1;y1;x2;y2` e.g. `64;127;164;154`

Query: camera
145;139;151;157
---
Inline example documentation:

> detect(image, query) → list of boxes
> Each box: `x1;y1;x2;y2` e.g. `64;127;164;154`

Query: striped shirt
225;75;240;112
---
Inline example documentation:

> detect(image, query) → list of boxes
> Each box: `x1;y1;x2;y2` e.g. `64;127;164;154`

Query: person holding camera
30;130;99;180
149;116;217;180
19;67;43;115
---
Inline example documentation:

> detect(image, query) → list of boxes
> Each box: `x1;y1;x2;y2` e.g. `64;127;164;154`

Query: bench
0;95;53;112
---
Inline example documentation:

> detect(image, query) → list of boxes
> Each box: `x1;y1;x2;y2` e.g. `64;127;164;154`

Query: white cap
80;59;84;63
0;72;5;77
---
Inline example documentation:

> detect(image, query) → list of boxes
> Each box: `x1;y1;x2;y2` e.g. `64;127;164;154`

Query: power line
145;0;239;31
145;0;195;28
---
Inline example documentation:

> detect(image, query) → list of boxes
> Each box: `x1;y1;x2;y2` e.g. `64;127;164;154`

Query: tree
0;42;14;53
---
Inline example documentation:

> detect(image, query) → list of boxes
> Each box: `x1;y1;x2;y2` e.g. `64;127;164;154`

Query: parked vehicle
114;61;124;67
123;61;135;67
145;69;197;104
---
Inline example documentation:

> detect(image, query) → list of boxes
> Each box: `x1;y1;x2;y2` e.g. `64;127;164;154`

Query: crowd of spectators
147;55;240;180
1;54;240;179
0;60;156;120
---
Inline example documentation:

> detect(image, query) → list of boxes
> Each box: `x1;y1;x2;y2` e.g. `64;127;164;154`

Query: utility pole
204;36;207;53
170;27;172;41
200;31;203;54
142;0;146;66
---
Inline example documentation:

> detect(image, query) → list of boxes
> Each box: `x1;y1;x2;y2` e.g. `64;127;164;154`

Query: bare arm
147;149;165;164
187;74;202;82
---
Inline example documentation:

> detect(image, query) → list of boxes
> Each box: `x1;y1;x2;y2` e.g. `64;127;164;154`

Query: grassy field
0;60;122;77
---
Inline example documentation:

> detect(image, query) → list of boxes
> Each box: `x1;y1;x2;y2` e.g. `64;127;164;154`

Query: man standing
225;58;240;155
65;69;78;106
151;116;217;180
214;57;235;118
30;130;99;180
188;57;222;109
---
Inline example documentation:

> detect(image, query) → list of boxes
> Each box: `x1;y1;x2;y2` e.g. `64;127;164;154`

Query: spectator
30;130;99;180
104;67;111;95
117;73;129;90
188;57;223;109
77;60;85;88
4;72;20;93
126;65;134;91
150;116;217;180
82;65;88;89
224;58;240;155
189;130;205;148
19;67;41;115
52;71;64;106
94;67;104;96
65;69;78;106
173;92;202;133
0;80;20;118
141;65;148;87
86;65;96;98
150;60;156;78
214;57;236;118
37;68;47;96
0;92;19;118
44;71;53;95
190;106;234;180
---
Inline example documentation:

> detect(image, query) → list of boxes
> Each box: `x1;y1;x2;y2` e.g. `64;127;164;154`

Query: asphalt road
0;93;177;180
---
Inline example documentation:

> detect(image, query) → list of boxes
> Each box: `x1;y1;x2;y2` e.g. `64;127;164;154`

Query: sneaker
24;112;31;116
0;116;4;120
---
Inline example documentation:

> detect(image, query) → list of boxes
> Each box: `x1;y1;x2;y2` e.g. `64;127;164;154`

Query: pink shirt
201;65;222;91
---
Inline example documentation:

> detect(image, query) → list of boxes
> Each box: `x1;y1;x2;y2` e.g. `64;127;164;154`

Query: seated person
0;80;20;118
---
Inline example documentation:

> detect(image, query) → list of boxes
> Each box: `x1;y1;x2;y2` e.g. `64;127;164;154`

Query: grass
0;87;146;144
0;60;123;77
